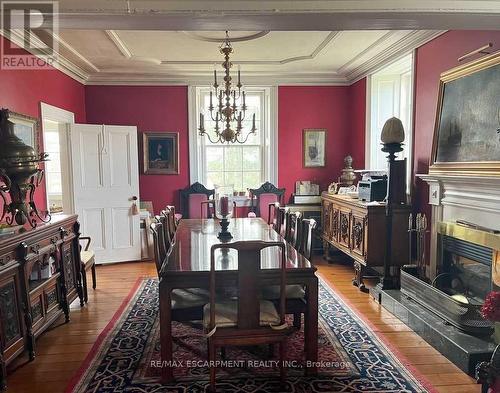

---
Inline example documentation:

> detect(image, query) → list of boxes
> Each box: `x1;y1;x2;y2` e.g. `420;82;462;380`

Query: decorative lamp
0;109;50;228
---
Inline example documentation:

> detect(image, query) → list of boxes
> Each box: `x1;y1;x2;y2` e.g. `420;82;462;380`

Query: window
43;120;64;213
190;86;277;191
367;53;414;191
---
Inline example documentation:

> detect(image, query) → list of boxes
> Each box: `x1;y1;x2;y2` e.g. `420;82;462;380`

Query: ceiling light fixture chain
198;31;257;144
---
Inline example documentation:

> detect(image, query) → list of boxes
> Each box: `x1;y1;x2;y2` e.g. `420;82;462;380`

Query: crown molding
0;29;90;84
347;30;447;83
84;71;351;86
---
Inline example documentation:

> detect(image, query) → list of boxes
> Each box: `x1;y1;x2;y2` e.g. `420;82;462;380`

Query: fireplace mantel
417;173;500;279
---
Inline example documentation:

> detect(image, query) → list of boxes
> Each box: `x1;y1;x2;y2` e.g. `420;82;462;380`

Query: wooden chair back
273;206;287;235
179;182;215;219
299;218;317;260
249;182;285;223
209;241;287;331
267;202;280;226
150;221;168;274
162;206;177;241
284;210;301;249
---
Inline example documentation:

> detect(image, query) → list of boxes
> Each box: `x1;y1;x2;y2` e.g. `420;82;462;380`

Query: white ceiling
44;29;443;85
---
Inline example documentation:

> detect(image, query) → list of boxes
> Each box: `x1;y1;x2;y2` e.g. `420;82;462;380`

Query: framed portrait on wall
9;111;39;154
303;128;326;167
430;51;500;176
143;132;179;175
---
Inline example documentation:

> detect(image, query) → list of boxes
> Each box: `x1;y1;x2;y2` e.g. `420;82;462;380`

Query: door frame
40;102;76;214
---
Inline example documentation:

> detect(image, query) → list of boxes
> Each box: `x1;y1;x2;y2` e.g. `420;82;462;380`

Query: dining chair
150;222;208;321
79;236;96;305
268;202;280;226
271;205;287;235
299;218;317;261
205;241;291;391
179;182;215;219
248;182;285;224
284;210;302;249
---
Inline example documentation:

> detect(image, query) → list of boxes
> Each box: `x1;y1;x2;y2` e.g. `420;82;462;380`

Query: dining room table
158;217;319;382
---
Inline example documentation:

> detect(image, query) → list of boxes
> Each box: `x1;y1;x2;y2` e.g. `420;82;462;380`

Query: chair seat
80;250;95;266
261;285;305;300
203;300;280;328
172;288;209;310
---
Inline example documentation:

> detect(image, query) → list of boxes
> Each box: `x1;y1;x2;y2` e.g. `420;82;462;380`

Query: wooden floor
6;258;479;393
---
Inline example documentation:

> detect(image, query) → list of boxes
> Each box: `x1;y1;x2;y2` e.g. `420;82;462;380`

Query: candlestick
210;91;213;107
252;113;256;131
214;66;217;86
238;65;241;86
242;91;246;106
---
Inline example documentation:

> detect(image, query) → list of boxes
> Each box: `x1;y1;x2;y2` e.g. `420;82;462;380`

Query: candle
220;196;229;216
210;91;213;107
252;113;256;130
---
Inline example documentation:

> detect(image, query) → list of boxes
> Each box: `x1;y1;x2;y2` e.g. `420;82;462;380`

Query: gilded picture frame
143;132;179;175
430;51;500;176
303;128;326;168
9;110;39;154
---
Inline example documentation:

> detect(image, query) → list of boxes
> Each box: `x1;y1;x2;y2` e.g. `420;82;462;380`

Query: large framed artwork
303;128;326;168
430;52;500;176
9;111;39;154
143;132;179;175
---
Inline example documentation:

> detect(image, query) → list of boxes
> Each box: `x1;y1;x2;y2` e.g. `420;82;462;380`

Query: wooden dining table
158;217;318;382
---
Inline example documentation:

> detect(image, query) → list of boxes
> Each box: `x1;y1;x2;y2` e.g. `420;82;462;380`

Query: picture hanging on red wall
303;128;326;168
143;132;179;175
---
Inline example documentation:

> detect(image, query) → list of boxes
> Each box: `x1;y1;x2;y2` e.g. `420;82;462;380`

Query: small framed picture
143;132;179;175
9;111;39;154
303;129;326;167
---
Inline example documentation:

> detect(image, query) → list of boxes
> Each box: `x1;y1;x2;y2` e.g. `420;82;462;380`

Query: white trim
188;85;200;183
364;75;372;169
269;86;279;185
40;102;76;215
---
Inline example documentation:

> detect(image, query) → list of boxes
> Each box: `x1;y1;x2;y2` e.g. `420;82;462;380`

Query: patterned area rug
67;278;435;392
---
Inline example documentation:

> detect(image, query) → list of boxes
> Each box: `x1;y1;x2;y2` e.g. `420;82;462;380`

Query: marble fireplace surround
417;173;500;280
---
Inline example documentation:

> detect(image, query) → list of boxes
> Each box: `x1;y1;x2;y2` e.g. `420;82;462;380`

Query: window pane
44;131;60;152
224;147;242;171
224;171;243;191
242;146;260;171
242;172;261;190
206;147;223;171
207;172;224;189
47;174;62;194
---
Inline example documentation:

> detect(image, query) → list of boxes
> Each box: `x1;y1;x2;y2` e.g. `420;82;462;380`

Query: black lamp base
217;217;232;241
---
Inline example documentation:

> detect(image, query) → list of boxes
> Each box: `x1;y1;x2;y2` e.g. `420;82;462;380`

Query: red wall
84;85;189;213
348;78;367;168
278;86;357;201
413;30;500;211
0;36;86;213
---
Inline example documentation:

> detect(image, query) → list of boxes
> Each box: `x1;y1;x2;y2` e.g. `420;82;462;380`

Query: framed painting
143;132;179;175
9;111;39;154
430;51;500;176
303;128;326;168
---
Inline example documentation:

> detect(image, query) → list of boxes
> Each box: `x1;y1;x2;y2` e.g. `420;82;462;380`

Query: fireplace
401;221;497;335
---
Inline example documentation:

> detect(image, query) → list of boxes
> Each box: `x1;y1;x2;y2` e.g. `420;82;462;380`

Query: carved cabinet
321;193;410;291
0;215;81;389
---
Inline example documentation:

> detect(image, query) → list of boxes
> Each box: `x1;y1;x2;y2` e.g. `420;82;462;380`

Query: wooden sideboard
0;215;82;389
321;192;410;291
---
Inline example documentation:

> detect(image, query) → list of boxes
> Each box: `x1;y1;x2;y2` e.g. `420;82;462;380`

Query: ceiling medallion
198;31;256;144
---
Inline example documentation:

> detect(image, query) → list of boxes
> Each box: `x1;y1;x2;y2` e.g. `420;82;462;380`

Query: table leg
304;275;318;376
159;279;173;383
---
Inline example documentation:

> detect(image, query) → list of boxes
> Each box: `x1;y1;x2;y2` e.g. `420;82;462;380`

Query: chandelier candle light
198;31;257;144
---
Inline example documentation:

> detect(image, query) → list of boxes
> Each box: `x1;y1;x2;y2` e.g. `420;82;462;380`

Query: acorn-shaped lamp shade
381;117;405;144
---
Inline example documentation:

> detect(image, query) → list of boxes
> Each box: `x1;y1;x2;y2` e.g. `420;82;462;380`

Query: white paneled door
70;124;141;264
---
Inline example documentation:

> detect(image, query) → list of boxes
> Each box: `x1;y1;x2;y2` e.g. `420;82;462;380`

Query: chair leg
293;313;301;329
91;264;97;289
81;268;88;305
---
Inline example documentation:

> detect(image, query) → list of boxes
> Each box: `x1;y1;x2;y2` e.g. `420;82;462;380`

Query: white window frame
40;102;75;214
188;85;278;187
366;52;415;194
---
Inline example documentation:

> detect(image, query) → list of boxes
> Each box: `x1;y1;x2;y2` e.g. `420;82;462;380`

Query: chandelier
198;31;256;144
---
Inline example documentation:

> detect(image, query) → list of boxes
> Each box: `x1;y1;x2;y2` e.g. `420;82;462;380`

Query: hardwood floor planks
5;258;480;392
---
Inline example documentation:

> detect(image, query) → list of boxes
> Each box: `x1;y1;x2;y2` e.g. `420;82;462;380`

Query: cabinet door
351;214;367;258
0;274;24;359
61;243;78;301
331;207;340;243
321;200;332;240
339;209;351;249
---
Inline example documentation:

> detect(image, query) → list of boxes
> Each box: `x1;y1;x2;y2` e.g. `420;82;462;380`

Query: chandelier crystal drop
198;31;257;144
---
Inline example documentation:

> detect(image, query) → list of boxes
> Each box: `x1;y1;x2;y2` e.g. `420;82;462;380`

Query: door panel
71;124;140;264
